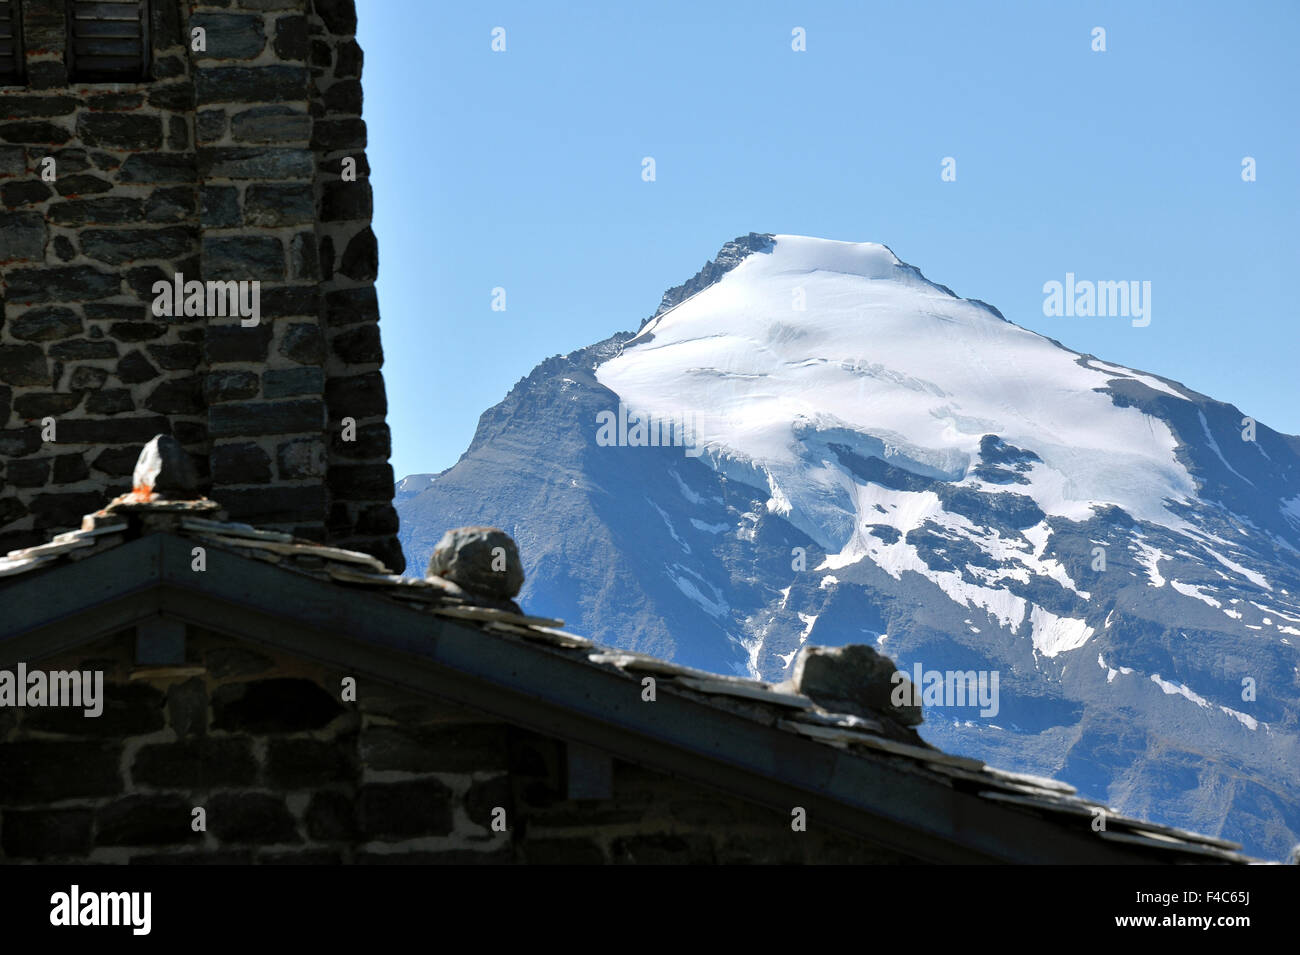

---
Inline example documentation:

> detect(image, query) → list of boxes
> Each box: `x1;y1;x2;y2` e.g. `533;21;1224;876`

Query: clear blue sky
356;0;1299;481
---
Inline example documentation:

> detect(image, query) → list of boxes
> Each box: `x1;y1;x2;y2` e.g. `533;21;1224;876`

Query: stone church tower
0;0;403;573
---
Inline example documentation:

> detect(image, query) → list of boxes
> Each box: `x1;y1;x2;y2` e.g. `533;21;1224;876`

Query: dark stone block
49;196;145;226
319;234;334;280
117;350;160;384
9;306;82;342
167;677;208;737
119;152;198;183
51;339;118;360
278;322;324;364
230;106;310;144
315;0;358;35
200;185;241;228
77;113;163;150
132;738;258;789
1;179;52;205
108;322;166;342
209;399;324;437
205;369;260;402
86;92;145;110
0;145;25;175
318;153;368;178
205;324;272;363
192;12;267;59
338;227;377;281
330;325;382;364
199;146;313;180
1;809;94;858
260;285;318;319
96;795;193;847
68;365;109;390
276;437;323;479
144;82;194;112
5;266;118;303
85;302;147;322
266;739;353;789
5;457;50;486
360;724;510;775
310;39;331;69
207;792;301;844
92;445;143;477
0;95;77;118
328;463;394;499
52;453;89;483
326;371;386;418
354;504;400;536
0;211;46;260
335;38;362;77
169;113;188;150
145;376;204;415
263;366;322;398
26;62;68;90
324;80;362;115
56;417;170;444
54;173;113;196
0;121;71;144
82;227;195;265
145;186;197;222
273;14;309;60
245;182;313;226
312;118;366;151
203;235;285;281
86;389;134;413
304;790;355;841
147;343;202;370
211;678;344;733
195;66;309;106
0;426;42;457
0;344;51;385
196;109;226;142
53;235;75;260
321;180;371;222
0;741;122;802
219;484;325;523
357;779;454;839
211;441;272;483
48;147;91;174
324;287;379;328
17;680;163;735
13;392;80;420
290;231;318;280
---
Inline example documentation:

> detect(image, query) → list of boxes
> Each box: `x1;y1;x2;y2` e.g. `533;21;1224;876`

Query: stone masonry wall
0;627;917;864
0;0;403;572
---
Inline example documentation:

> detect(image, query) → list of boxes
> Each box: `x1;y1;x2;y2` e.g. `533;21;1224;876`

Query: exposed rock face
427;527;524;600
0;0;402;573
792;644;923;727
397;233;1300;860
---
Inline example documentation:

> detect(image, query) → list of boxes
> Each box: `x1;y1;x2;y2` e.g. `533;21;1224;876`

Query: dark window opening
67;0;149;82
0;1;23;85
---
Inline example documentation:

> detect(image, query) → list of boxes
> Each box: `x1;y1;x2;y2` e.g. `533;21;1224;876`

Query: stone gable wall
0;627;916;864
0;0;403;573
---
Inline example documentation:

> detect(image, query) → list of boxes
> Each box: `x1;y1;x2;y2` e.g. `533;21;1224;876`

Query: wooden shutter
0;1;22;85
67;0;149;81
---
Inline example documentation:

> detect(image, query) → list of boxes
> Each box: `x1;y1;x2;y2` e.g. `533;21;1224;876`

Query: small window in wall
67;0;150;82
0;1;23;85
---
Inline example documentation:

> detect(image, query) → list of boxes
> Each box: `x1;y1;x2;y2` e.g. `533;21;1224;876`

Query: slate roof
0;491;1258;865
